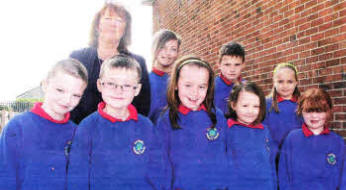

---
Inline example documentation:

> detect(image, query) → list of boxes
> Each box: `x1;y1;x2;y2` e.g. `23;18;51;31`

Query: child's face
273;67;297;99
97;68;141;112
156;39;179;68
231;91;260;125
177;64;209;111
42;71;86;119
219;55;244;82
303;111;327;131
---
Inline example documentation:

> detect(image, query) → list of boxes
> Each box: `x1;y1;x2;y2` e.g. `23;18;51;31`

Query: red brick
311;18;324;27
334;49;346;58
333;17;346;27
325;28;339;37
318;22;333;32
326;59;341;67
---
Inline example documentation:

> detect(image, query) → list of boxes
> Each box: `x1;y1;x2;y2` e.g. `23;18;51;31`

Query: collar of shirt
178;104;207;115
152;67;167;77
220;74;242;86
98;102;138;123
277;95;298;103
302;123;330;137
227;118;264;129
31;102;70;124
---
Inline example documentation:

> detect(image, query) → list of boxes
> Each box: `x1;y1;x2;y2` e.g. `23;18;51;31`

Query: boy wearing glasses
67;55;168;189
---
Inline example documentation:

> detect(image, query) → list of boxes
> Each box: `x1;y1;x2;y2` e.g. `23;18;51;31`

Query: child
214;42;245;114
67;55;166;189
148;29;181;124
0;59;88;190
279;88;345;190
263;63;303;155
156;55;228;190
225;82;276;189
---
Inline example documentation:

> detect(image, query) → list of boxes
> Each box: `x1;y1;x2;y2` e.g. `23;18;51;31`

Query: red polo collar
227;118;264;129
302;123;330;137
98;102;138;123
178;104;207;115
31;102;70;124
277;95;297;103
220;74;241;86
152;67;167;77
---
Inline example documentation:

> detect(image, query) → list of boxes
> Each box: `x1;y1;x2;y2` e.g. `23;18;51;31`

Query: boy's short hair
47;58;88;84
219;42;245;63
99;54;142;82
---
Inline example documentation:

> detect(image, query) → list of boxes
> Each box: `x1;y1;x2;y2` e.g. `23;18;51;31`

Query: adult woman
70;3;150;123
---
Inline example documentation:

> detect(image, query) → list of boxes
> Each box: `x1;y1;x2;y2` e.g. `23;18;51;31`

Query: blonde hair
99;54;141;82
47;58;88;84
268;62;300;113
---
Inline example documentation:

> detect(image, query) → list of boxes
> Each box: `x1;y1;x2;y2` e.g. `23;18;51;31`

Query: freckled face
177;64;209;111
303;111;327;132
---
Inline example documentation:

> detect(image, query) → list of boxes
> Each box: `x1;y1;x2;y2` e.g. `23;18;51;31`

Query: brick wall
152;0;346;137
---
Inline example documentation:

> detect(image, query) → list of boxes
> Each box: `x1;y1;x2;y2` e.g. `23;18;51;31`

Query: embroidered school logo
133;140;146;155
206;127;219;141
326;153;336;165
265;137;270;152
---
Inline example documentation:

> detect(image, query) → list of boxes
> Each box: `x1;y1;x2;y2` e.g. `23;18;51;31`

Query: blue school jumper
148;68;169;124
156;105;228;190
214;74;243;115
341;147;346;190
226;119;277;190
263;96;303;153
67;102;167;190
279;124;345;190
0;103;76;190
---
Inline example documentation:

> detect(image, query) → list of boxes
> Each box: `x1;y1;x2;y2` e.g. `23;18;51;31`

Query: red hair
297;88;333;121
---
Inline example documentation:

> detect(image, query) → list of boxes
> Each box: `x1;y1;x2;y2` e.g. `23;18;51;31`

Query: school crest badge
326;153;336;165
206;127;219;141
133;139;146;155
265;137;270;152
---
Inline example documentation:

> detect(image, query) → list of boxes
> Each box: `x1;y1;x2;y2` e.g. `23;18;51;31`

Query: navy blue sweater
263;97;303;154
226;119;277;190
0;103;76;190
67;102;167;190
148;69;169;124
69;47;151;123
214;75;244;115
279;124;345;190
156;105;229;190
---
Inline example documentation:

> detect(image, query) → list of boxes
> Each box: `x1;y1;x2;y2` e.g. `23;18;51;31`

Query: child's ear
41;79;48;93
96;79;103;92
134;83;142;96
230;101;236;110
241;62;245;69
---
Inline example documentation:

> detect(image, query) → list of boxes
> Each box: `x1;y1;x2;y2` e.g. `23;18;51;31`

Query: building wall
152;0;346;137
